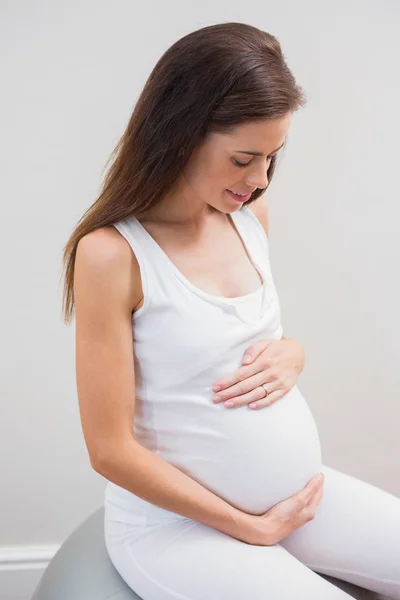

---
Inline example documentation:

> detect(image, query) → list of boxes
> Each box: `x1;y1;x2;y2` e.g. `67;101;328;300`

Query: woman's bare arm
73;226;255;542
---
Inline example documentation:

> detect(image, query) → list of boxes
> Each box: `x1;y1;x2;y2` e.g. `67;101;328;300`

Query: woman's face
182;112;293;213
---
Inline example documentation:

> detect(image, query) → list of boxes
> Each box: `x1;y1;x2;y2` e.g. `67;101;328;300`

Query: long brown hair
61;22;306;324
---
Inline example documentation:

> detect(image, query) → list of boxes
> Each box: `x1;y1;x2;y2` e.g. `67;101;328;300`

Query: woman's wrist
233;510;274;546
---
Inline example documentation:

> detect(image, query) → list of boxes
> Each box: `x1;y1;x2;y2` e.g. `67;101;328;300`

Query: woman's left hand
211;338;305;410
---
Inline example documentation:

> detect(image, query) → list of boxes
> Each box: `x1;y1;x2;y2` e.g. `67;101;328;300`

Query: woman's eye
233;159;251;168
233;155;275;168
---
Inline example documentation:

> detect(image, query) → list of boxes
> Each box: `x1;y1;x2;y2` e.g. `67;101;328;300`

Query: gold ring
261;383;269;397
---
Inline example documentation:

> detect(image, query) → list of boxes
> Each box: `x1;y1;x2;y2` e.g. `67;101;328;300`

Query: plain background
1;0;399;552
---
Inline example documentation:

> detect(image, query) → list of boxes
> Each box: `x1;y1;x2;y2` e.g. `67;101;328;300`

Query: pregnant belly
162;384;323;515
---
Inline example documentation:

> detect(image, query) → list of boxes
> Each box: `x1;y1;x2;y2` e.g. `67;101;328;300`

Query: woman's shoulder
76;226;143;314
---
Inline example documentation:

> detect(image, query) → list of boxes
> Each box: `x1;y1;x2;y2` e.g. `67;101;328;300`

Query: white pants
104;464;400;599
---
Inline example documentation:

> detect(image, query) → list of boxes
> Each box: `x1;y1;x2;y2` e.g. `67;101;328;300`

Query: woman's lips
226;189;252;202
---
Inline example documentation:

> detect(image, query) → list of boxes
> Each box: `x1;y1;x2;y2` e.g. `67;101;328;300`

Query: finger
212;372;274;403
303;488;324;522
213;374;263;402
247;389;284;410
212;362;266;393
306;482;324;508
242;340;271;364
222;381;282;409
221;386;269;408
299;475;324;506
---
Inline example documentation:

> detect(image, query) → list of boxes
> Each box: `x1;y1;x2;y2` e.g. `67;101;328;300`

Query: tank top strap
230;206;270;263
112;216;160;319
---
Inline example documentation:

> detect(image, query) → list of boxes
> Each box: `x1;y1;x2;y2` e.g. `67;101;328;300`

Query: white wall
1;0;399;597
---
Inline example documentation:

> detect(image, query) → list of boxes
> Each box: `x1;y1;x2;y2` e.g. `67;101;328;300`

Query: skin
141;112;292;226
135;111;293;305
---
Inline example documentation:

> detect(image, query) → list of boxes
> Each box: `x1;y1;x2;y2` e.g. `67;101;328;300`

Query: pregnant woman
63;22;400;599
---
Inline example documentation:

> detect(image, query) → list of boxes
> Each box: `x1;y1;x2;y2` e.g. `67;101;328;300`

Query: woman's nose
245;170;268;190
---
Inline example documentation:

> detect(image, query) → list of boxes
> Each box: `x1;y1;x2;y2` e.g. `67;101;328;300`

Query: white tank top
104;207;322;525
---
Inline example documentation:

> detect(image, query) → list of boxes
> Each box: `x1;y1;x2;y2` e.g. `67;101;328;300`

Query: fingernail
212;396;221;403
224;401;234;408
212;385;221;392
244;353;252;363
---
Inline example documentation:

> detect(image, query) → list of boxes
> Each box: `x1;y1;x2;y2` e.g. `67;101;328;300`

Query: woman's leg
280;464;400;599
105;515;355;599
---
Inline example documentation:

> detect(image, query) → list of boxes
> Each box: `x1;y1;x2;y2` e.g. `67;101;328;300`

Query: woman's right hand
244;472;325;546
